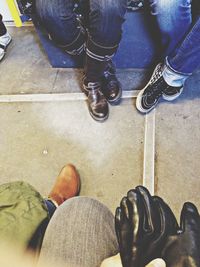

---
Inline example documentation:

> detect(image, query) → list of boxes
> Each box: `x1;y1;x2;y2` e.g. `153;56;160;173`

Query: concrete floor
155;80;200;217
1;26;200;217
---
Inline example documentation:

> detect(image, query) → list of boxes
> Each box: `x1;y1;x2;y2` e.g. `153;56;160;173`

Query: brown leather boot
48;164;81;206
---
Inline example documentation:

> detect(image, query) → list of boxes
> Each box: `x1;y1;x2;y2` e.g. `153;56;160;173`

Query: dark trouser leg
28;199;57;251
35;0;85;55
85;0;127;81
82;0;127;119
0;14;7;36
39;197;119;267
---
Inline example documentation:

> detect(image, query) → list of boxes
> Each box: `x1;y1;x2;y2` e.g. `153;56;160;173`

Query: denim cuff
86;38;118;62
44;199;57;218
163;57;191;87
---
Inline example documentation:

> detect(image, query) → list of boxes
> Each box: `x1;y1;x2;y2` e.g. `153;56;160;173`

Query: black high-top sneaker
162;83;183;101
83;78;109;122
101;60;122;105
136;63;183;113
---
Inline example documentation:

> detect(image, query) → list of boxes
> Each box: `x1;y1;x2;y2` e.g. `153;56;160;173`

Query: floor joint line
0;90;139;103
142;109;156;195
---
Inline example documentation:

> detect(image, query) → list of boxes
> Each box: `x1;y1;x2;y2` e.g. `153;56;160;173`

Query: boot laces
84;81;101;91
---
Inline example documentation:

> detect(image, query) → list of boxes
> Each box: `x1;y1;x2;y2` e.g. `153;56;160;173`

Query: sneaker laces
149;64;163;86
145;64;165;99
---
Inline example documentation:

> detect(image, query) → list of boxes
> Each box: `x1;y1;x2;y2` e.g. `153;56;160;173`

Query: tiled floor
155;99;200;217
0;100;144;213
1;26;200;217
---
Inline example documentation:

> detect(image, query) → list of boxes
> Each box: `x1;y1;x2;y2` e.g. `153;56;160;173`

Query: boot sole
89;109;109;122
108;87;122;106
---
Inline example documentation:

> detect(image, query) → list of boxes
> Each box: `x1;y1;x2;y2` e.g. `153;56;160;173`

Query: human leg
82;0;127;121
29;164;80;250
164;16;200;81
39;197;119;267
0;14;12;61
35;0;85;55
135;0;193;113
148;0;192;56
136;16;200;113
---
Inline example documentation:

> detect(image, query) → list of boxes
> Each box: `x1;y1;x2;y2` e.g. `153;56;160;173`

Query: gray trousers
39;197;119;267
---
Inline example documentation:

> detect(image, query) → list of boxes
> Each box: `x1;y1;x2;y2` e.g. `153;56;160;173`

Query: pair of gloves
115;186;200;267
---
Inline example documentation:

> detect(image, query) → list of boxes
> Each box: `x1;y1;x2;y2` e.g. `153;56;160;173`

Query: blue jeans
163;17;200;86
148;0;192;56
28;199;57;251
35;0;127;59
149;0;200;86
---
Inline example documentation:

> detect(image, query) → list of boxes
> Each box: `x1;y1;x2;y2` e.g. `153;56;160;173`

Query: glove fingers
120;196;130;220
134;186;156;232
153;196;178;239
115;204;133;267
117;197;133;242
115;197;131;239
115;207;124;243
126;189;143;242
180;202;200;232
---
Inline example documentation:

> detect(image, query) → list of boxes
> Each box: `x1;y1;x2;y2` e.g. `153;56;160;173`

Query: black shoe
162;84;183;101
83;79;109;122
136;63;183;113
101;61;122;105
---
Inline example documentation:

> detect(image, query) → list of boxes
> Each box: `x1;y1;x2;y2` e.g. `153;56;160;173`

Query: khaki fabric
0;181;49;249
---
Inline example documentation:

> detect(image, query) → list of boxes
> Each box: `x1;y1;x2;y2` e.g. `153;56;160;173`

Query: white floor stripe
5;22;33;27
0;90;139;103
143;109;156;195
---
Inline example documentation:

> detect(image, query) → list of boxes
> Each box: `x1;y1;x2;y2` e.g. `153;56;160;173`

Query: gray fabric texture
39;196;119;267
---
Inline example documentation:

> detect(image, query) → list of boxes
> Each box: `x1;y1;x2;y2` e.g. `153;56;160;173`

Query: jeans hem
163;58;190;87
166;57;192;76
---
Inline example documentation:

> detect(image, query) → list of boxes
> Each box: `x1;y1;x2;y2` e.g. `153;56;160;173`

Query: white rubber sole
0;36;12;62
89;109;109;122
136;63;162;114
162;87;183;101
0;50;5;61
136;88;158;114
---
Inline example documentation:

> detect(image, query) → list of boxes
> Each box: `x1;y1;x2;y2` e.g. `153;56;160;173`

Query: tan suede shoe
48;164;81;206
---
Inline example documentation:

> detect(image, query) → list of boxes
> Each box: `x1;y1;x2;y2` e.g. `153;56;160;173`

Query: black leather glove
16;0;34;15
115;186;178;267
162;202;200;267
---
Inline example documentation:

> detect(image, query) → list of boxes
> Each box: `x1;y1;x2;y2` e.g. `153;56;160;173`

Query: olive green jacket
0;181;49;249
